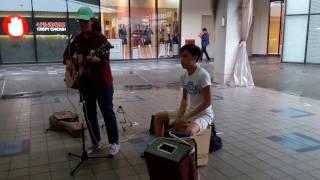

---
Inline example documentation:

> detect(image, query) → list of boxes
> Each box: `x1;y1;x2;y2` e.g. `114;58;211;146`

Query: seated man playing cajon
154;44;214;136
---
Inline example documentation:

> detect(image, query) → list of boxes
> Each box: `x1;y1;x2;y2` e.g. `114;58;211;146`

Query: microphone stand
66;33;111;176
68;102;111;176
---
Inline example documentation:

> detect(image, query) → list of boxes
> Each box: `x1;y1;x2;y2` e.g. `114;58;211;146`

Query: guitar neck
89;50;100;57
89;43;109;57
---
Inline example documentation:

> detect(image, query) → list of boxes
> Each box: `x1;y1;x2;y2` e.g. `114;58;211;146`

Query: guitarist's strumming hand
66;59;73;72
86;55;100;63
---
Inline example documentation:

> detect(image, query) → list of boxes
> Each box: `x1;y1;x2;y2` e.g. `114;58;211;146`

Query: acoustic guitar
64;42;114;89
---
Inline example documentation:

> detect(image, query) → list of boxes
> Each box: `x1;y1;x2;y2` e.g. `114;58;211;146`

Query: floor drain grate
212;95;224;100
1;91;42;99
271;108;315;118
267;133;320;152
32;97;60;105
0;140;30;157
118;95;144;102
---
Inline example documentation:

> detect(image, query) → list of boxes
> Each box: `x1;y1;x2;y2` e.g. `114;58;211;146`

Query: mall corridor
1;0;320;179
1;60;320;180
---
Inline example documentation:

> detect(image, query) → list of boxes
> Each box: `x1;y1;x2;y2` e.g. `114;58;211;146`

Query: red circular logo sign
2;15;29;38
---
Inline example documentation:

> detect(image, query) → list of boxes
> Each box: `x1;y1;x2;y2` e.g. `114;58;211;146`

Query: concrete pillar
212;0;241;84
251;0;269;55
212;0;270;84
181;0;269;84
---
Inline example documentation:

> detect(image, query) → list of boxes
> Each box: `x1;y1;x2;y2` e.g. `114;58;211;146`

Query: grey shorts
167;110;214;133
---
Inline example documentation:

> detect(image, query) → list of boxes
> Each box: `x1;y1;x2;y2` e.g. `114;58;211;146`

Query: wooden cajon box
192;127;211;166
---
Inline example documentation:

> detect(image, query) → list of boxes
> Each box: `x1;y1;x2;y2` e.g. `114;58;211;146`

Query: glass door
267;0;284;55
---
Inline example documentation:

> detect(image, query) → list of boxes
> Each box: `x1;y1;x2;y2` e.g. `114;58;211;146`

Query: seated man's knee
154;112;169;124
154;113;162;124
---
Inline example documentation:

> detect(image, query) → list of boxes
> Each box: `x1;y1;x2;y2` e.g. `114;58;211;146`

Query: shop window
130;0;156;59
282;15;308;63
0;0;36;63
158;0;180;58
100;0;130;59
311;0;320;13
286;0;309;15
306;15;320;63
32;0;68;62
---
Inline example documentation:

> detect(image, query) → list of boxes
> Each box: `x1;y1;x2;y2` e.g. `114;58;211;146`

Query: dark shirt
201;32;210;47
63;31;113;92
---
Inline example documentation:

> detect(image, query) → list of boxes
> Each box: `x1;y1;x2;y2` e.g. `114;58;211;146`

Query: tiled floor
250;56;320;101
1;60;320;180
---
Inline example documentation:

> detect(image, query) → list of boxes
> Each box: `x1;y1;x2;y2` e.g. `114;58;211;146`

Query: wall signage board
34;18;67;35
2;15;29;38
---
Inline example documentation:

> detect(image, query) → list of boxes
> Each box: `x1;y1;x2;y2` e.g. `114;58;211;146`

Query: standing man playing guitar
63;7;120;156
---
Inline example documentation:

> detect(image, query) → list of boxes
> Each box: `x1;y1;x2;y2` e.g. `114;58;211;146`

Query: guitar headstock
97;42;114;56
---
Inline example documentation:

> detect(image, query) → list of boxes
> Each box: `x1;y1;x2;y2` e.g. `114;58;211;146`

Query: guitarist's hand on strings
86;55;101;63
66;59;73;72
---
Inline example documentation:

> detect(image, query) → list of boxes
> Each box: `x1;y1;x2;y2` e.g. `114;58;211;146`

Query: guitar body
64;67;77;89
64;42;113;89
64;55;85;89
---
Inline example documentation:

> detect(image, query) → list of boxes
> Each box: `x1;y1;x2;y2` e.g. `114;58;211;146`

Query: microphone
68;32;77;44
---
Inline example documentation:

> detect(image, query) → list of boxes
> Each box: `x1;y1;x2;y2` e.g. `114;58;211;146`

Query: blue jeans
201;46;210;61
81;86;119;145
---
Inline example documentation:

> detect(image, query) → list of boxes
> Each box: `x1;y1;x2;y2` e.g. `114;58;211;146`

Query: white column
181;0;269;84
251;0;269;55
213;0;241;84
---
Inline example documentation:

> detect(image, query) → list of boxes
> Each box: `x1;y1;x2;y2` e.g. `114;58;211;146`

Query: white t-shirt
180;66;214;117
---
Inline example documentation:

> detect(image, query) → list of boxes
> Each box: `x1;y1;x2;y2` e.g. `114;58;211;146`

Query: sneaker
108;143;120;157
87;144;100;154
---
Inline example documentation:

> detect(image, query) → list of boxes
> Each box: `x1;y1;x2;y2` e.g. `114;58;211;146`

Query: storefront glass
0;0;36;63
282;0;309;63
283;15;308;63
100;0;130;59
0;0;181;63
286;0;309;15
306;15;320;64
283;0;320;64
311;0;320;13
130;0;156;59
158;0;180;58
33;0;68;62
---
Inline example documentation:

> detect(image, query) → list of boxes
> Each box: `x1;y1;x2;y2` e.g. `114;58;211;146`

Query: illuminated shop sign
36;21;66;32
1;16;67;36
34;18;68;35
2;15;29;38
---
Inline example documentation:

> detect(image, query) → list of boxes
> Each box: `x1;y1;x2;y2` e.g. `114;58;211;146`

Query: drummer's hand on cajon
171;118;191;132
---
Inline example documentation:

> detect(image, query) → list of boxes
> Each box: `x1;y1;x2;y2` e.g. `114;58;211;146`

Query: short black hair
180;44;202;62
202;28;207;31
